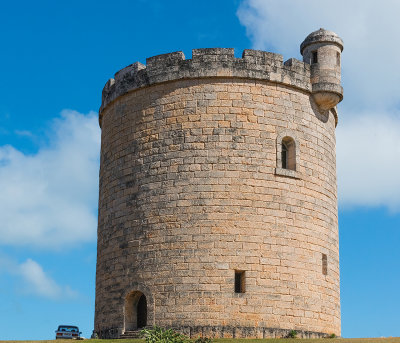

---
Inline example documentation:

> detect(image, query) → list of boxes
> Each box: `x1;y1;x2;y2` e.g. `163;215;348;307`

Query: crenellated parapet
99;48;312;125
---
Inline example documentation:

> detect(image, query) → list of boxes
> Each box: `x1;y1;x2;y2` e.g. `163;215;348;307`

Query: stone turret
300;28;343;111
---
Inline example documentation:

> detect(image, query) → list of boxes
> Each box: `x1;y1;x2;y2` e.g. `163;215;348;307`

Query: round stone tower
95;29;343;339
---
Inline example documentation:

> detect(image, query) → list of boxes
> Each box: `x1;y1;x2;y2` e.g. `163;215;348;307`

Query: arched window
275;130;299;179
281;137;296;171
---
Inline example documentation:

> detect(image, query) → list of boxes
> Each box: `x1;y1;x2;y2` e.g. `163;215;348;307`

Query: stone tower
95;28;343;339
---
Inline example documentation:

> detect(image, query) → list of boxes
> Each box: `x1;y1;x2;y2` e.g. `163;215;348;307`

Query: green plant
287;330;297;338
194;338;212;343
328;333;336;339
140;326;188;343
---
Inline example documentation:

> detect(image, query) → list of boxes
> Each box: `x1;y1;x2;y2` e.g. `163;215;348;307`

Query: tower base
96;325;338;339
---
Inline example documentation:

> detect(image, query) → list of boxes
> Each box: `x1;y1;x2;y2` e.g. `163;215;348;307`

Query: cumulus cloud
237;0;400;109
18;259;78;299
337;110;400;211
0;255;78;300
0;110;100;249
237;0;400;210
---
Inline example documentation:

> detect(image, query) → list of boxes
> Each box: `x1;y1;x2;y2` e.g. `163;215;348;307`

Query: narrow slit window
234;270;245;293
336;51;340;66
312;51;318;64
322;253;328;275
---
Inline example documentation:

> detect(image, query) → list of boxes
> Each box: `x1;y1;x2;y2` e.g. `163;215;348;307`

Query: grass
3;338;400;343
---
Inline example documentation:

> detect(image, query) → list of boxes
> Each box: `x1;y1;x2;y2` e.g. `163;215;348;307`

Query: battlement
99;48;312;123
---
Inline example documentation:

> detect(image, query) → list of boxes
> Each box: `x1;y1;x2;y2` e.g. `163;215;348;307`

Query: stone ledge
99;48;312;125
275;167;300;179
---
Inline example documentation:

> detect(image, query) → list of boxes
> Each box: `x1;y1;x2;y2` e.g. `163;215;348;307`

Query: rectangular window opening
322;253;328;275
336;51;340;66
312;51;318;64
234;270;245;293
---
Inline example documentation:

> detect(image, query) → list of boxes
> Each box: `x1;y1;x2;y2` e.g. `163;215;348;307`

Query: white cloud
0;110;100;249
0;255;78;300
337;110;400;211
237;0;400;109
14;130;35;138
237;0;400;211
18;259;78;299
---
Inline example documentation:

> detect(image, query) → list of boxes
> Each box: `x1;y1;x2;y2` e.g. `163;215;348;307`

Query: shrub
328;333;336;339
287;330;297;338
140;326;188;343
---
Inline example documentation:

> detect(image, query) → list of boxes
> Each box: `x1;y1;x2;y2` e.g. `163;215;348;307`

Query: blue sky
0;0;399;339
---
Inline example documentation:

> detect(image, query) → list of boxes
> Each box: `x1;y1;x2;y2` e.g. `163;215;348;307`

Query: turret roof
300;28;343;54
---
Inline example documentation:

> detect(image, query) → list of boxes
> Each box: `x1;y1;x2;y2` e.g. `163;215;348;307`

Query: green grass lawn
3;339;400;343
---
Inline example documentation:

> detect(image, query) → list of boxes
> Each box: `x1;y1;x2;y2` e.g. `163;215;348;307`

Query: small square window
322;254;328;275
234;270;245;293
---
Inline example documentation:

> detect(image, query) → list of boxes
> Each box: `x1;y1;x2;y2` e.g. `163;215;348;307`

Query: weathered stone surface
98;48;312;122
301;28;343;110
95;29;343;339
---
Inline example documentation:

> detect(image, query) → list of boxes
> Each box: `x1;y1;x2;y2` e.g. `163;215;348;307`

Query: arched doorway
124;291;147;331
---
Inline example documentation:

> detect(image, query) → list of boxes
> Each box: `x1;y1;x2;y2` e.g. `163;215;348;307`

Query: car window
58;326;79;332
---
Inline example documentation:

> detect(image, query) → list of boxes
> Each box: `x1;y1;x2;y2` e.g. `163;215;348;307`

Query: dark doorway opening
124;291;148;331
137;294;147;328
